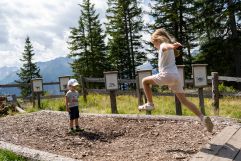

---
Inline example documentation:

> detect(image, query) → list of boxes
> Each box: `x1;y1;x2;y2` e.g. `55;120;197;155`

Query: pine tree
194;0;241;78
106;0;146;79
16;36;41;97
68;17;90;77
68;0;108;78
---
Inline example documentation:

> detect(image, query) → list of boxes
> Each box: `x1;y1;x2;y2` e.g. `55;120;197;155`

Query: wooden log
15;106;25;113
212;72;219;115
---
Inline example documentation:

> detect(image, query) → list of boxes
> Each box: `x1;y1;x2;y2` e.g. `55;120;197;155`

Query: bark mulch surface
0;111;237;161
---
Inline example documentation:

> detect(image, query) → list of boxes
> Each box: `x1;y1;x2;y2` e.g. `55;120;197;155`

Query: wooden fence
81;73;240;115
0;73;240;115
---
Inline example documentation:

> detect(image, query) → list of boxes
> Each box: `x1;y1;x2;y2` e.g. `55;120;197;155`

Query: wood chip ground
0;111;237;161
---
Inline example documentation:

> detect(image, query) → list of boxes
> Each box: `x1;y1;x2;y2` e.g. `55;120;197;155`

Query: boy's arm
65;96;70;112
162;42;182;52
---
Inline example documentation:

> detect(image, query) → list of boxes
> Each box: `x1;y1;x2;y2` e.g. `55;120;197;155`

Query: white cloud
0;0;109;68
0;51;21;67
0;0;149;68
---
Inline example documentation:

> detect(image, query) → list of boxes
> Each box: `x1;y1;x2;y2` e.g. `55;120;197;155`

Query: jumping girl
138;28;213;132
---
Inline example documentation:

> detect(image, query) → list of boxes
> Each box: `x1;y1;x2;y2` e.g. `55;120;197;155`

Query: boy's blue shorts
69;106;79;120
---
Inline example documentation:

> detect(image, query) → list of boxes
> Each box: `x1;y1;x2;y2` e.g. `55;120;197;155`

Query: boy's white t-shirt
66;90;79;108
158;43;178;74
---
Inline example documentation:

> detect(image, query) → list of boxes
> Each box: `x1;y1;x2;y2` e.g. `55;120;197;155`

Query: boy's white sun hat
67;79;79;86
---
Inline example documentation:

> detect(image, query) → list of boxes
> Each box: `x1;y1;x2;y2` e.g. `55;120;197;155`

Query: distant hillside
0;57;73;84
37;57;73;82
0;67;18;83
0;57;73;96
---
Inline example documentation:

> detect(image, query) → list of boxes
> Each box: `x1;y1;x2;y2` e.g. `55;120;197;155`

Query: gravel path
0;111;238;161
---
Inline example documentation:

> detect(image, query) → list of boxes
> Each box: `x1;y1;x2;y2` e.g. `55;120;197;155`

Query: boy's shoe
203;116;214;133
138;103;154;111
68;129;76;134
76;127;84;132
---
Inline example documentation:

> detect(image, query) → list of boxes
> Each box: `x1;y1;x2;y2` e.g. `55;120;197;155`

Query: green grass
0;149;26;161
21;94;241;119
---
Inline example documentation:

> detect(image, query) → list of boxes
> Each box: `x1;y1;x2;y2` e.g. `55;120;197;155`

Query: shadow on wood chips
78;129;125;142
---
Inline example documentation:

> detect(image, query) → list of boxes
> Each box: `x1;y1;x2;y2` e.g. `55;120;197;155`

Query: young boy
66;79;83;133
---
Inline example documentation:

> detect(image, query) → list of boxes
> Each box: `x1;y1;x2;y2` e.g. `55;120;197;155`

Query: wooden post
174;94;182;115
144;93;147;103
212;72;219;115
110;90;118;114
175;65;185;116
198;88;205;115
37;93;41;109
80;76;87;103
192;64;208;114
136;70;152;115
139;90;144;106
136;76;143;106
32;93;35;108
136;76;151;115
104;71;119;114
31;78;43;108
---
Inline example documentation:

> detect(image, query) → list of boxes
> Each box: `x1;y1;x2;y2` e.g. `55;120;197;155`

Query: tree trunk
178;0;184;65
124;6;132;79
127;8;135;80
228;0;241;88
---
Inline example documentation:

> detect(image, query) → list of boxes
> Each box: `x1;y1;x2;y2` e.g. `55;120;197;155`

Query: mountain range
0;57;73;96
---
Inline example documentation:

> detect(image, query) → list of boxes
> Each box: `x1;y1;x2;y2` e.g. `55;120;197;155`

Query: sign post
104;71;118;114
32;78;43;108
136;70;152;115
59;76;71;94
192;64;208;115
212;72;219;115
176;65;185;115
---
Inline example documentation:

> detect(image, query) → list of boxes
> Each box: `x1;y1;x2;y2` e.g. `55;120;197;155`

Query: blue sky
0;0;151;68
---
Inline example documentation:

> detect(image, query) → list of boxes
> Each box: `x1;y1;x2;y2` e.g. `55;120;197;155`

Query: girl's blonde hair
151;28;180;57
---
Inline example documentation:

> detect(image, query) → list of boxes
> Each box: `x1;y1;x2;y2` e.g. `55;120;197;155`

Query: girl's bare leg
175;93;204;120
142;77;157;104
176;93;214;132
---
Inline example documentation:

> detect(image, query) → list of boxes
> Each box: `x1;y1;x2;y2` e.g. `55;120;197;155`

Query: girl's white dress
150;43;184;93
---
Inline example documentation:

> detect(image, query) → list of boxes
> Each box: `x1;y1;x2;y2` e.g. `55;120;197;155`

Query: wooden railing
0;74;240;115
207;76;241;82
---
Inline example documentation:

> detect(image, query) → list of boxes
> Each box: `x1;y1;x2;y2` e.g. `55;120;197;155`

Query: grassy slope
22;94;241;119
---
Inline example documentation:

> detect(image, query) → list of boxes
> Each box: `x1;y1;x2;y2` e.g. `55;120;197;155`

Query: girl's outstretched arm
162;42;182;52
